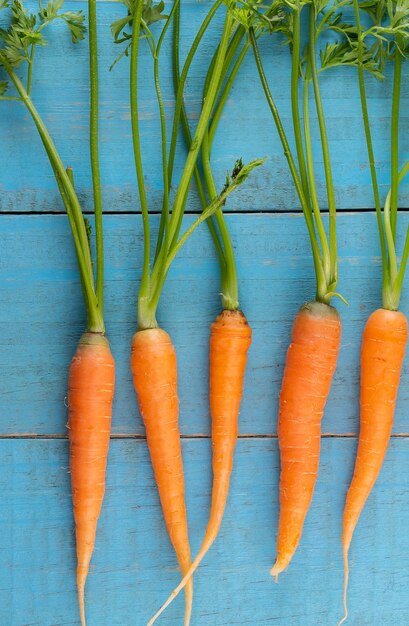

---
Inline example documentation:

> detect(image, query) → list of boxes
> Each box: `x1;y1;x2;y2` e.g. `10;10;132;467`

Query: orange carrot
68;332;115;626
147;309;252;625
271;301;341;577
339;308;408;624
131;328;193;626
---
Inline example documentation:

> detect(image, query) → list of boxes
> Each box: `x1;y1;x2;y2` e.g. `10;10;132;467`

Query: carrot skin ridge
68;332;115;626
130;328;193;625
147;310;252;626
272;301;341;577
340;308;408;625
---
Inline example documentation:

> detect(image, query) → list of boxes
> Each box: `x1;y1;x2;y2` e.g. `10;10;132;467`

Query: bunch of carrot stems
1;0;409;625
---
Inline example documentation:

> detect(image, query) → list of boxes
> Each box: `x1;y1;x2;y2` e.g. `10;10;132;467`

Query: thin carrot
0;2;113;623
68;333;115;626
248;1;352;576
147;310;252;625
271;302;341;577
131;328;193;626
339;4;409;622
339;309;407;624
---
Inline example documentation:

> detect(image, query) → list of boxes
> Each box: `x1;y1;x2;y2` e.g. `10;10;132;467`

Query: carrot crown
0;0;107;333
110;0;265;329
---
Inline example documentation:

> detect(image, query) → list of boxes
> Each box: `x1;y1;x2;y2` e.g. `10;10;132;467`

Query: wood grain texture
2;1;409;624
1;437;408;626
0;1;408;214
2;212;409;435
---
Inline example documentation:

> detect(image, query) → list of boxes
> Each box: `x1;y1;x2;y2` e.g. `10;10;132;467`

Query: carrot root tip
77;584;86;626
270;561;283;579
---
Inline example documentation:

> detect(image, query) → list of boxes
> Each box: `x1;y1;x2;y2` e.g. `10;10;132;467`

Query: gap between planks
2;433;409;440
2;207;409;217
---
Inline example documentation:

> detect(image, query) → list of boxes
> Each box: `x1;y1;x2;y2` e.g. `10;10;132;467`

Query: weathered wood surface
0;1;408;213
2;438;409;626
2;212;409;436
2;1;409;625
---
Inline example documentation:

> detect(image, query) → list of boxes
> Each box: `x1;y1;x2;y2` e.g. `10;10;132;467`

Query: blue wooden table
1;2;409;624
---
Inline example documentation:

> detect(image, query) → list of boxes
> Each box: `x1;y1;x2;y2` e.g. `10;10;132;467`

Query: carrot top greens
349;0;409;310
229;0;380;305
0;0;108;333
111;0;264;330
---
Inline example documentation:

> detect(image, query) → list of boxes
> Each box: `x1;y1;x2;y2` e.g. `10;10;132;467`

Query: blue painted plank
1;212;409;435
0;1;408;213
0;437;408;625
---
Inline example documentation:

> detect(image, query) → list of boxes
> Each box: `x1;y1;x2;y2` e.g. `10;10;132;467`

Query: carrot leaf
38;0;86;43
0;0;85;72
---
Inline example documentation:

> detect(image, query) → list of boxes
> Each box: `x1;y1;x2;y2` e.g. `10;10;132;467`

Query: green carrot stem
88;0;104;314
27;45;35;96
208;38;248;152
150;10;234;299
308;5;337;289
148;159;263;316
249;28;327;301
167;10;233;243
6;68;104;332
202;129;238;310
291;8;310;207
167;0;224;189
63;166;96;320
394;226;409;307
171;4;227;274
159;0;227;264
144;27;170;262
174;3;241;309
130;3;151;322
383;160;409;309
384;185;398;283
6;70;102;331
151;1;180;262
352;0;387;288
303;64;330;279
390;47;402;243
202;25;245;140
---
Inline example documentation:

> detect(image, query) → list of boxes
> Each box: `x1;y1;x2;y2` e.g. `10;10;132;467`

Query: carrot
338;4;409;622
68;333;115;626
147;310;252;625
131;328;193;626
271;301;341;577
339;309;408;624
248;2;352;576
1;2;113;623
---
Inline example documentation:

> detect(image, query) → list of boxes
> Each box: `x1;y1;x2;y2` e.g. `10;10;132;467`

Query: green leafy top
362;0;409;59
229;0;387;78
110;0;167;68
0;0;85;91
226;0;284;32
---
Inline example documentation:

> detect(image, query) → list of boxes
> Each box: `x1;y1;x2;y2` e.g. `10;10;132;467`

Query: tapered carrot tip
270;560;285;579
184;578;193;626
271;548;292;579
77;569;87;626
338;544;350;626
